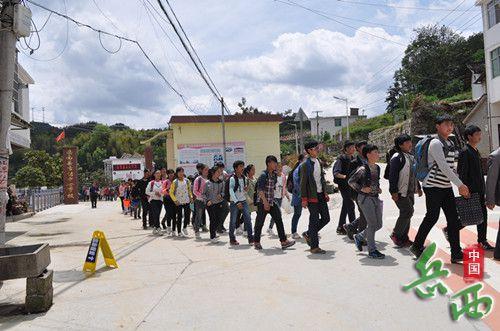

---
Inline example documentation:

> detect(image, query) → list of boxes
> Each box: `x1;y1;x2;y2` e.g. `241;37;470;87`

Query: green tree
15;166;46;188
322;131;331;142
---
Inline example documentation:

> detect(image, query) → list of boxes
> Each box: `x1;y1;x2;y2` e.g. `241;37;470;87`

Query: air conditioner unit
13;4;32;38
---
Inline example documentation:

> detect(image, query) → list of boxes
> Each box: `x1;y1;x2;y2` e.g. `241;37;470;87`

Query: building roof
169;114;283;124
317;115;367;120
463;94;488;123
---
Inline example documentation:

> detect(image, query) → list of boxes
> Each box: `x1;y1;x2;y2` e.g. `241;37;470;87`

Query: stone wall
368;120;411;153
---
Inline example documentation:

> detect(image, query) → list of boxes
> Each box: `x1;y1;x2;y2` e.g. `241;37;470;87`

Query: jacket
300;158;328;203
291;165;302;207
333;154;353;190
457;144;485;194
203;180;224;204
486;148;500;206
348;163;381;198
388;152;419;197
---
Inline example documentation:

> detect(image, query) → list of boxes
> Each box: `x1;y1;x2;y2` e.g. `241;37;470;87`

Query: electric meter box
13;4;32;38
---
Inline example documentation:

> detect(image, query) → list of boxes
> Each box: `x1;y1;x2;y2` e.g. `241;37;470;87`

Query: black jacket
333;154;353;190
457;144;485;194
136;178;150;200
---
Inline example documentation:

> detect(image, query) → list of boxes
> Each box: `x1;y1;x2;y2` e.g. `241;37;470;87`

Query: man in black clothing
136;169;151;230
333;141;356;234
443;125;494;250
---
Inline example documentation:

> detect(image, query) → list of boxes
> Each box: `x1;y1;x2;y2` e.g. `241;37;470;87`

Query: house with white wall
315;108;366;141
475;0;500;151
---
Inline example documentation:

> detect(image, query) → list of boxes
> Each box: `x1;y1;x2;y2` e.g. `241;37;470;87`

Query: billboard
177;142;246;176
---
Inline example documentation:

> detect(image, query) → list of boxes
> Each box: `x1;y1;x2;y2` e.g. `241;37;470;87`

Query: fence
16;187;64;213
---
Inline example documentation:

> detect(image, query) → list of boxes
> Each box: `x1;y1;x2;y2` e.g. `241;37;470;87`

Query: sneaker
248;239;255;245
267;228;275;236
143;225;148;230
479;241;495;251
368;250;385;259
236;227;244;236
281;240;296;250
343;224;355;240
390;233;402;247
409;244;424;259
182;228;189;236
451;251;464;264
156;228;164;236
254;242;263;250
201;225;209;233
230;240;240;246
152;228;158;235
302;231;311;247
442;227;449;242
166;226;172;236
210;237;220;244
195;232;201;239
243;231;248;238
310;247;326;254
402;239;413;248
291;232;301;240
354;234;363;252
177;232;183;237
336;227;347;235
171;232;177;237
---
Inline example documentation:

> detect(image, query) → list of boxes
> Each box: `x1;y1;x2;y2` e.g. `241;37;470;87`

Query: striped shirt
423;138;463;189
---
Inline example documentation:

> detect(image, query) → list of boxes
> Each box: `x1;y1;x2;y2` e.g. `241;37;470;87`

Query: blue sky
19;0;483;128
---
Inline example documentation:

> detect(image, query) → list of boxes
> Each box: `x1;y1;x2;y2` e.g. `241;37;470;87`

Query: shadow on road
307;250;336;260
358;254;399;267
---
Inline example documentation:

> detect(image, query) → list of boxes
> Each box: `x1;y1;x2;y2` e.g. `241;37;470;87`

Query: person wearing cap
301;141;330;254
410;114;470;263
333;140;356;235
388;134;422;247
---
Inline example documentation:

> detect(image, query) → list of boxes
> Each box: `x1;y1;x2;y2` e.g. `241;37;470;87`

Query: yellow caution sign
83;230;118;273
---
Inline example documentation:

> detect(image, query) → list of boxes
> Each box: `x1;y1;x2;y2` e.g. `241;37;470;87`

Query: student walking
301;141;330;254
193;164;209;238
236;164;257;236
349;144;385;259
388;134;422;247
290;154;305;239
485;148;500;260
136;170;151;229
146;170;165;236
162;170;177;235
90;182;99;209
228;161;254;245
267;163;290;236
216;162;229;233
410;115;470;263
169;167;193;237
130;180;141;219
344;141;368;239
333;141;356;235
203;167;226;243
253;155;296;250
442;125;494;250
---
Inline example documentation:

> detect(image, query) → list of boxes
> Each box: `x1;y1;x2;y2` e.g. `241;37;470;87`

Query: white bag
282;197;293;214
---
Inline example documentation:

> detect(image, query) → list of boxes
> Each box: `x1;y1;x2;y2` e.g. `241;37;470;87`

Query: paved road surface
1;165;498;330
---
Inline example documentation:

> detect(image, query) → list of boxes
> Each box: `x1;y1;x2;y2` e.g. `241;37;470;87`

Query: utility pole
313;111;322;140
0;0;20;246
221;97;227;165
334;96;349;141
31;107;34;122
42;106;45;123
292;123;298;155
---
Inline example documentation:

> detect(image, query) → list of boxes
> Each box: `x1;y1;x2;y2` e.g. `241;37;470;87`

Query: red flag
55;130;65;142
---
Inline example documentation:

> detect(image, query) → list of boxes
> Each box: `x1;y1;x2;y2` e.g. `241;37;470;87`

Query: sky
18;0;484;129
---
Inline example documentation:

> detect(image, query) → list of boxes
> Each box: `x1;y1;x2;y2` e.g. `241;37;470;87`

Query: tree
19;150;62;187
15;166;46;188
322;131;331;142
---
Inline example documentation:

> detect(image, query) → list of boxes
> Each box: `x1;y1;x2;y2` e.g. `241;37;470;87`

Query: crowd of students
110;114;499;261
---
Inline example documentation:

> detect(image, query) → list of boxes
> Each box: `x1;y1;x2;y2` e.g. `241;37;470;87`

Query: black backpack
224;174;246;202
383;147;398;180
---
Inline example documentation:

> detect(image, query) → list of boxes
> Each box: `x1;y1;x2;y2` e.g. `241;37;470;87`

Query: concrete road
1;166;499;330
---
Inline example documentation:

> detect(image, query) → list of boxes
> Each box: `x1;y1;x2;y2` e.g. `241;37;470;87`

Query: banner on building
177;142;246;176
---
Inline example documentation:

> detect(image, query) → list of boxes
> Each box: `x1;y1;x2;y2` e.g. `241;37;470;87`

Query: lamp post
280;122;299;155
334;96;349;141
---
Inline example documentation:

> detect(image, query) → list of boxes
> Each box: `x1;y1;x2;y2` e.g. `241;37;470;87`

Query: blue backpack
414;136;452;182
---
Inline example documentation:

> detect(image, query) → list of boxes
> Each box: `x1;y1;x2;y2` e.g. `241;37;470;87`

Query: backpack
383;147;398;180
414;136;452;182
224;174;246;202
333;155;351;185
286;163;302;193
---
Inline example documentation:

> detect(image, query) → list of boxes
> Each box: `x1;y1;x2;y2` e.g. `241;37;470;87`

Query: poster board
177;142;246;176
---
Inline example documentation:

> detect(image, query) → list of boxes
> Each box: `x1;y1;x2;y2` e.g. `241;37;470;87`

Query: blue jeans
230;201;253;241
291;204;302;234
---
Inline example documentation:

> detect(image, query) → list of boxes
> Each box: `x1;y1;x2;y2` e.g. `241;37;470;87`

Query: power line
155;0;231;115
24;0;193;112
274;0;406;46
336;0;474;12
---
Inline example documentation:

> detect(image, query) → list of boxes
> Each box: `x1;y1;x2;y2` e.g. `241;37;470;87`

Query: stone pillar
144;145;153;171
62;147;78;204
26;269;53;313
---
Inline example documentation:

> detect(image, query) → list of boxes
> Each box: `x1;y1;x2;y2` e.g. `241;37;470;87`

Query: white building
9;62;33;150
476;0;500;150
103;154;146;182
314;108;366;141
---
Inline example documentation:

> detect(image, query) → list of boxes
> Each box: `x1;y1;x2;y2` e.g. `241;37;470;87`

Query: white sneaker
211;237;220;244
152;228;158;235
157;229;164;236
292;232;301;239
235;226;244;235
166;226;172;235
177;232;183;237
171;231;176;237
267;228;275;236
182;228;189;236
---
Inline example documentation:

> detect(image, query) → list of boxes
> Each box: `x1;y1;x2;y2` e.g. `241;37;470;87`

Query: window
334;118;342;127
487;0;500;28
492;47;500;78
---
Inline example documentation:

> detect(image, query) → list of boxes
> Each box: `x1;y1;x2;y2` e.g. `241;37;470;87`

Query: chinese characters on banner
403;242;493;321
63;147;78;204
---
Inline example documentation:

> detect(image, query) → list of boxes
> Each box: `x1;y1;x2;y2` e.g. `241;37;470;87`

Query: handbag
455;193;484;226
